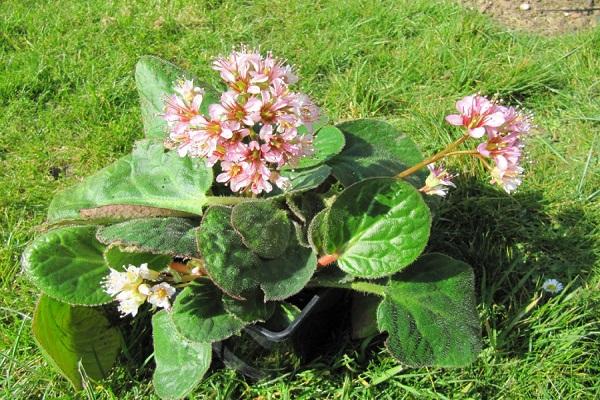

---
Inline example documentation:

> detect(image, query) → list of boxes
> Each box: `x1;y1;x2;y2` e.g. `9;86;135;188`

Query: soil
458;0;600;34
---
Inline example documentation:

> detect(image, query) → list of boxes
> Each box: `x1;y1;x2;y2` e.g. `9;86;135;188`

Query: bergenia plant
22;49;531;398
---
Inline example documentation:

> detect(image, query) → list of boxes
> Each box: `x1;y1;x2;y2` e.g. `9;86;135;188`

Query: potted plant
22;48;531;399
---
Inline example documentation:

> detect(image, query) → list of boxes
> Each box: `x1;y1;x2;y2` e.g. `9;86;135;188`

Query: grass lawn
1;0;599;398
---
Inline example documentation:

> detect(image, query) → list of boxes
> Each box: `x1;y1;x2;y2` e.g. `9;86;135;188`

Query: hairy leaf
311;177;430;278
222;289;274;323
152;311;211;400
22;226;112;305
97;217;199;258
267;164;332;198
47;140;213;223
377;253;481;367
230;200;291;259
103;245;171;271
171;279;247;343
198;206;260;298
328;119;424;186
32;296;121;390
257;236;317;301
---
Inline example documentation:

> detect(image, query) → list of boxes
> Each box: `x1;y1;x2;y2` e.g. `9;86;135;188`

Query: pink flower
248;161;273;194
445;94;505;138
212;50;262;94
477;133;522;171
249;52;298;88
497;105;532;135
163;49;317;195
419;163;457;197
216;161;252;192
210;91;261;126
294;93;320;133
163;80;204;136
490;162;523;193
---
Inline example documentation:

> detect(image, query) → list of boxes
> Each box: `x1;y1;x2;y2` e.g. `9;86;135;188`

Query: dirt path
458;0;599;34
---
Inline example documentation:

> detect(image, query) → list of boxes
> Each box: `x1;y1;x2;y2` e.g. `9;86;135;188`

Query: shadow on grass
428;176;597;353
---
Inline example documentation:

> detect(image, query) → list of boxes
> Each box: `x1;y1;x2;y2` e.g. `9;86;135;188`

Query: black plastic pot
213;288;349;380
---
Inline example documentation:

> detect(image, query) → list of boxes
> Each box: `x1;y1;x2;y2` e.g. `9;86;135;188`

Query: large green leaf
171;279;247;343
285;125;345;169
267;164;332;198
230;200;291;259
22;225;112;305
103;245;171;271
97;217;199;258
328;119;424;187
222;289;275;323
135;55;219;139
47;140;213;223
32;295;121;390
256;236;317;301
198;206;260;299
310;177;430;278
152;311;211;400
376;253;481;367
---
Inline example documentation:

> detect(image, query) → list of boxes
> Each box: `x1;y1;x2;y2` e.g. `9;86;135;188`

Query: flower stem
396;134;471;179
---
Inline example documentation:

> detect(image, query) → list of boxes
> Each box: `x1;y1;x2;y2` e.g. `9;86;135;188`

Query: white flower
542;278;564;294
123;265;143;287
139;263;160;281
420;163;457;197
147;282;176;310
104;268;128;295
103;263;176;317
115;286;147;317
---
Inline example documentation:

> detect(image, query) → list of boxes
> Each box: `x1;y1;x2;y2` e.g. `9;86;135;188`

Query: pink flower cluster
163;48;319;194
446;94;532;193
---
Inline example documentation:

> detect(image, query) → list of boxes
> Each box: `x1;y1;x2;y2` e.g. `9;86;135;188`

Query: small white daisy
542;278;564;294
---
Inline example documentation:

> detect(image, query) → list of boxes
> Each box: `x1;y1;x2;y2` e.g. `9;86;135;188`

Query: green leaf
311;177;431;278
97;217;200;258
32;295;121;390
135;55;219;139
376;253;482;367
171;279;247;343
307;208;330;255
152;311;211;400
103;245;171;271
267;164;332;198
22;225;112;305
257;236;317;301
198;206;260;298
222;289;274;323
230;200;291;259
351;293;381;339
328;119;424;187
286;125;345;169
47;140;213;223
286;192;325;224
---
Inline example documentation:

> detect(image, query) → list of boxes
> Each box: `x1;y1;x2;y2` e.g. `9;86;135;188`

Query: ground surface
459;0;600;34
1;0;599;399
